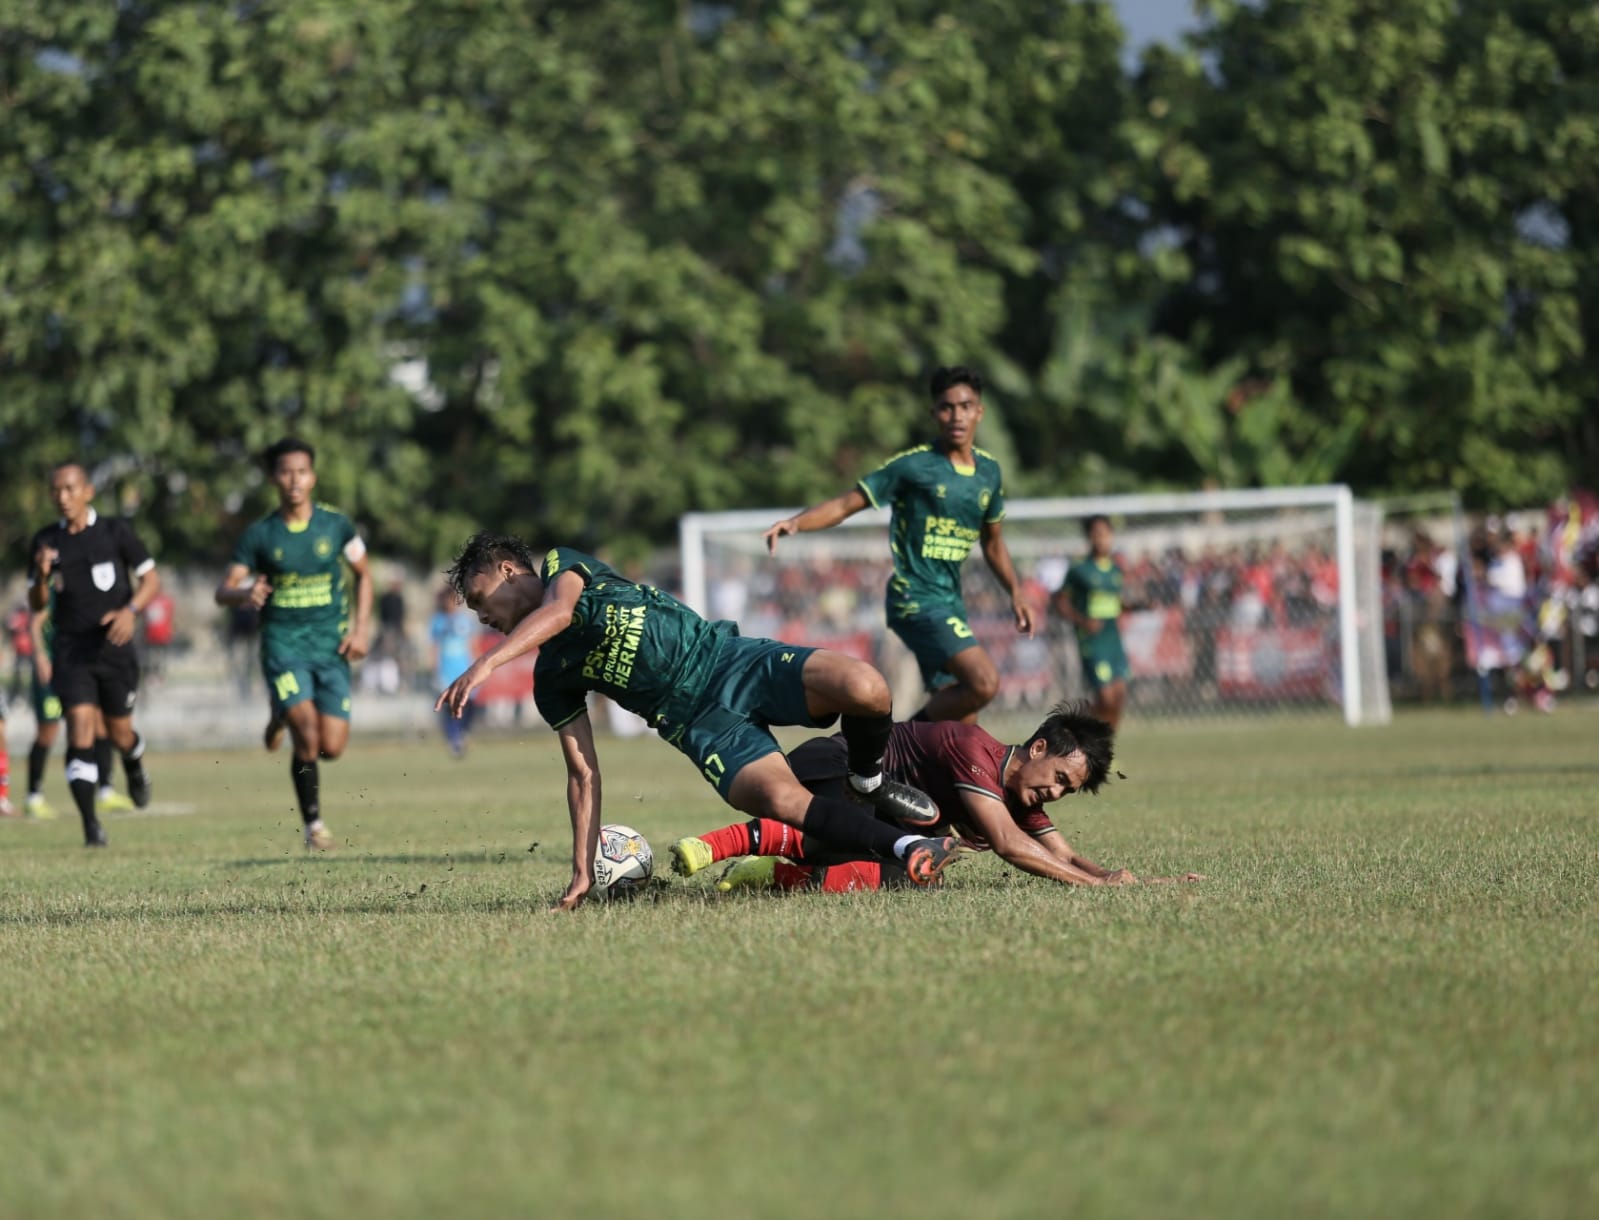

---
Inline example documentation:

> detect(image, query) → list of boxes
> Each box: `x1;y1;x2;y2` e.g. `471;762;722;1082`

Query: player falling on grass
27;462;159;847
19;602;133;820
674;702;1201;892
764;366;1034;724
1053;515;1135;732
435;532;963;912
216;438;372;851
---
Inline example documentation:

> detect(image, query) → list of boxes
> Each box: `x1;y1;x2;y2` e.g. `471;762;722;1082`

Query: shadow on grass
221;850;531;869
0;878;693;926
0;894;548;927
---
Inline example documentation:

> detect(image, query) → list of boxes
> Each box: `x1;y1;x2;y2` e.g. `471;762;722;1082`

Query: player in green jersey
435;532;962;912
216;438;373;850
764;366;1034;724
1053;515;1133;731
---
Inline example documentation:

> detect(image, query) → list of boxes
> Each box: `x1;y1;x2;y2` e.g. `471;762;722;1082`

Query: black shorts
52;638;141;719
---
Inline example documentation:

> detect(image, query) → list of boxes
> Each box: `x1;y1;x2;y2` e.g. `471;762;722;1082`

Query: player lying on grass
671;702;1204;893
435;533;964;911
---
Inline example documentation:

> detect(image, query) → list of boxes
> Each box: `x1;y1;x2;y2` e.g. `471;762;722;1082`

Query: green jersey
857;443;1006;616
1063;556;1125;657
232;505;361;657
532;547;736;732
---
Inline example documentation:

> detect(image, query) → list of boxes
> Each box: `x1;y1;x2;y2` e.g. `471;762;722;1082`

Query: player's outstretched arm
436;570;584;717
963;793;1112;886
979;520;1033;636
763;488;870;554
1038;830;1202;884
553;713;603;912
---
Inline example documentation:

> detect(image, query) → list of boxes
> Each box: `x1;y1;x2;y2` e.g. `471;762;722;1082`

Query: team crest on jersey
979;490;991;511
314;536;333;558
274;548;283;561
936;484;947;499
91;562;116;591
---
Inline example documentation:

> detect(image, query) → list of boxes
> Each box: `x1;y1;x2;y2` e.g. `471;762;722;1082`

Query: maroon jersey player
671;703;1203;892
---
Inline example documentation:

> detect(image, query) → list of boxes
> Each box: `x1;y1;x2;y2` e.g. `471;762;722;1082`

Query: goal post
680;485;1392;726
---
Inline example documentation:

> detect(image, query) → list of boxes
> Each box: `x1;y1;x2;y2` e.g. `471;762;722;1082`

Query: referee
27;461;159;847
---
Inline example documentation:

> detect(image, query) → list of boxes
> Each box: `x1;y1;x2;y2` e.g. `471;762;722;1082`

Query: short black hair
1022;700;1115;795
1083;513;1112;536
263;436;316;471
929;365;983;401
52;459;90;480
445;531;539;599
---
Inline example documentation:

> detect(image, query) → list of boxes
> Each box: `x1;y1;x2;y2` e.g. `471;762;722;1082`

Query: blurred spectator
428;586;478;757
224;602;259;697
141;588;176;684
367;575;410;694
6;602;34;702
1403;532;1452;702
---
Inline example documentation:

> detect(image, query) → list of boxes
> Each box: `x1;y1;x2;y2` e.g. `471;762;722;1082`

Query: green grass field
4;708;1597;1219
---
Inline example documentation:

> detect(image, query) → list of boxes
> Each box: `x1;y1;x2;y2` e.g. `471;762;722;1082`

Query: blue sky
1114;0;1203;59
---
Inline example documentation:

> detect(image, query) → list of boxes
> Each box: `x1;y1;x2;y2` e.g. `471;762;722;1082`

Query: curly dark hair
445;531;539;599
929;365;983;400
1022;700;1116;795
262;436;316;471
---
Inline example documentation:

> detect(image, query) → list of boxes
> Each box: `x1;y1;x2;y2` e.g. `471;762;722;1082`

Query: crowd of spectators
708;493;1599;717
1385;493;1599;712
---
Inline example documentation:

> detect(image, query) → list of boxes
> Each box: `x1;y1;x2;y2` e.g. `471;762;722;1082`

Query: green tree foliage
1134;0;1598;503
2;0;1592;571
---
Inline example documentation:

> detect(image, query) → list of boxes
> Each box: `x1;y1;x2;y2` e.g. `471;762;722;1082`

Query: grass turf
3;707;1597;1218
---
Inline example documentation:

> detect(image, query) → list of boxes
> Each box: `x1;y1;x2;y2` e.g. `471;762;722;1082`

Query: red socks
772;861;882;892
698;822;753;863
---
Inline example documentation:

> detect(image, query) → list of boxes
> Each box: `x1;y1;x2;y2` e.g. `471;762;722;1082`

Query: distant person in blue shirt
429;586;480;756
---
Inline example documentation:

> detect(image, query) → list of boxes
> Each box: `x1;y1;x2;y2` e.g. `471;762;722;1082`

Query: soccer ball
592;824;653;899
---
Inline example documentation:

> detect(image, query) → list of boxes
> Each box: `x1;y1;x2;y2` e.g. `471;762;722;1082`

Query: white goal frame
680;485;1390;726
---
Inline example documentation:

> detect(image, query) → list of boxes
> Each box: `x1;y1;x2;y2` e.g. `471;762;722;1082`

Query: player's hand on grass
763;518;798;555
101;606;137;646
1103;868;1139;886
551;875;592;912
339;629;370;662
435;656;492;718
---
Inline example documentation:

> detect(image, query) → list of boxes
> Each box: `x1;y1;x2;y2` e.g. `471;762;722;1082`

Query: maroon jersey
883;720;1056;851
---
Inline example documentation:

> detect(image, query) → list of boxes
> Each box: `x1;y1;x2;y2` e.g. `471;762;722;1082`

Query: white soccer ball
592;824;653;899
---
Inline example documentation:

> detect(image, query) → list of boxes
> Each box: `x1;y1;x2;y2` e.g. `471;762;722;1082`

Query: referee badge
92;562;117;591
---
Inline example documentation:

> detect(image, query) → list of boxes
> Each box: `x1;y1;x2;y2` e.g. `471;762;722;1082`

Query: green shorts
32;667;63;724
662;636;827;798
888;603;981;693
1079;637;1129;691
261;651;353;720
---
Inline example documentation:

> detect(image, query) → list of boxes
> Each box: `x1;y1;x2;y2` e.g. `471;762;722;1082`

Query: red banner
1215;627;1331;699
1121;609;1194;680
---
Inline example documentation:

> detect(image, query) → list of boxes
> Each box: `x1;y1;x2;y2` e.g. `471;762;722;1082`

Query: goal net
680;486;1391;726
